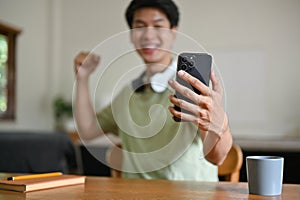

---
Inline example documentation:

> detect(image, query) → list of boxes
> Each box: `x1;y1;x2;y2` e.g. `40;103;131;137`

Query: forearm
74;78;104;140
202;115;233;165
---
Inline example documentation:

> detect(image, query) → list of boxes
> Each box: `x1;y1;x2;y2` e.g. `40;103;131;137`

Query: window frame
0;22;21;120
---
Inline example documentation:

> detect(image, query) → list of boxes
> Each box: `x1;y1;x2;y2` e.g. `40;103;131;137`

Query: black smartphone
174;52;212;122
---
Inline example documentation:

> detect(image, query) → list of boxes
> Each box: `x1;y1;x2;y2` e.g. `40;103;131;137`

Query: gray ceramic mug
246;156;284;196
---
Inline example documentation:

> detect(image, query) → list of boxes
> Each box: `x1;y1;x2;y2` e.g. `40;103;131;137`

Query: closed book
0;175;85;192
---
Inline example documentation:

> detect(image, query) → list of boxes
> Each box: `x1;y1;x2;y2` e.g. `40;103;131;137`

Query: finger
177;70;211;96
74;52;100;67
210;70;223;95
74;52;87;74
75;65;81;74
86;53;100;64
168;79;211;107
74;52;88;66
168;106;209;131
168;79;200;104
168;94;209;118
168;105;195;122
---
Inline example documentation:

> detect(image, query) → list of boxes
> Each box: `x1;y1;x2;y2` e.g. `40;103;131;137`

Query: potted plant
53;97;74;131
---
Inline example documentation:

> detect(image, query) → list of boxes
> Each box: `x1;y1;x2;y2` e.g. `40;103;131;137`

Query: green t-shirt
97;85;217;181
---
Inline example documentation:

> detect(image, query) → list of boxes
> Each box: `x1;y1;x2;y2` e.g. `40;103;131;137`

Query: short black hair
125;0;180;29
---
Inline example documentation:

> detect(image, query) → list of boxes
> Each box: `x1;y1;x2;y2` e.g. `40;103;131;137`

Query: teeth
142;44;157;49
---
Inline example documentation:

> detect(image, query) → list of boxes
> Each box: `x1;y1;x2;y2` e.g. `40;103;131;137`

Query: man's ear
171;26;178;31
171;26;178;41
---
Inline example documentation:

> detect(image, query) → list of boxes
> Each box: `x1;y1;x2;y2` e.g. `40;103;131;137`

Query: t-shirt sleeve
97;104;119;136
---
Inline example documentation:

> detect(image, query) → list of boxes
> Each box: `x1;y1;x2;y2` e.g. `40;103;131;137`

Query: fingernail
178;70;185;76
168;80;174;84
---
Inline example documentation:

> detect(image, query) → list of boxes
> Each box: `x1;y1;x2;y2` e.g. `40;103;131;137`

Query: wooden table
0;176;299;199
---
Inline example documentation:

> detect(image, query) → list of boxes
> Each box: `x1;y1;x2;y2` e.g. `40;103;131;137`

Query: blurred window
0;22;21;120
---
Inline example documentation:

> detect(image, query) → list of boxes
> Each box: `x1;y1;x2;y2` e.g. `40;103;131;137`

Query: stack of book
0;172;85;192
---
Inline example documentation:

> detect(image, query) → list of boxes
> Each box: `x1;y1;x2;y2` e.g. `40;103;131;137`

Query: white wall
177;0;300;137
0;0;299;138
0;0;54;130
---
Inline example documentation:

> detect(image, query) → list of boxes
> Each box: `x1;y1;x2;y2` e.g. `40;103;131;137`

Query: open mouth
141;44;159;55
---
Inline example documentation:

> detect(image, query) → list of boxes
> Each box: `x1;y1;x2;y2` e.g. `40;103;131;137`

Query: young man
74;0;232;181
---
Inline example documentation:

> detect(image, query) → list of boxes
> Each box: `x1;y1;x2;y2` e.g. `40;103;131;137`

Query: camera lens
181;56;188;63
188;60;195;68
181;64;188;70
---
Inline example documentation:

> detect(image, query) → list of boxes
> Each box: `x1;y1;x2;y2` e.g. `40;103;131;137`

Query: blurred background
0;0;300;183
0;0;299;139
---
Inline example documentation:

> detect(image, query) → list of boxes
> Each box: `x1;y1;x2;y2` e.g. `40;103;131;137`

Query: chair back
106;144;122;178
218;144;243;182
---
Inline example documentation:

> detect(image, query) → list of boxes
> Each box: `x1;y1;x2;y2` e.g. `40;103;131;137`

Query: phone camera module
181;64;188;71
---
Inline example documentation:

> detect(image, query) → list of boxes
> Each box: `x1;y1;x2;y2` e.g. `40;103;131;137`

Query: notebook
0;174;85;192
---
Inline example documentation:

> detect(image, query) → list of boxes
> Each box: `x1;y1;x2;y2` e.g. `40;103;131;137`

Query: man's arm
199;115;232;165
168;70;233;165
74;52;105;140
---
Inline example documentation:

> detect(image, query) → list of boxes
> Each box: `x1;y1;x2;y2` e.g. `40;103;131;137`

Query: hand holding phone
173;52;212;122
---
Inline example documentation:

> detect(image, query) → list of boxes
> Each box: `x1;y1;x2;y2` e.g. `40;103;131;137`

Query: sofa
0;131;77;174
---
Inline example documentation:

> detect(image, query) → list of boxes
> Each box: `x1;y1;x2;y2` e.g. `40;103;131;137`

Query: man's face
130;7;177;65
